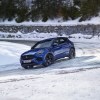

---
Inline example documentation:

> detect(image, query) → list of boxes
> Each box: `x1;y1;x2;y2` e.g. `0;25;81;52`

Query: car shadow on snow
32;55;96;69
0;55;100;77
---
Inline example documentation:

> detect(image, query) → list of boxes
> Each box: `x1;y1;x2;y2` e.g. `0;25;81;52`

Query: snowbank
69;33;100;43
0;31;100;43
0;31;58;41
0;16;100;26
0;42;30;66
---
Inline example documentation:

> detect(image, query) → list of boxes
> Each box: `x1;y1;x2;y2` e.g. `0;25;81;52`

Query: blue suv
20;37;75;69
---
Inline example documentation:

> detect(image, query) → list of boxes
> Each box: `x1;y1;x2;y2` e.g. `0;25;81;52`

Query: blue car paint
20;37;75;67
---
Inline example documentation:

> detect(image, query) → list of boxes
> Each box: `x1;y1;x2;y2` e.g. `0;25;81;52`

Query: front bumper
20;55;45;66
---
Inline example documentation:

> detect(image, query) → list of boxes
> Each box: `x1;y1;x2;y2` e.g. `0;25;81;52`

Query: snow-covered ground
1;14;100;100
1;16;100;26
0;35;100;100
0;33;100;67
0;31;100;43
0;68;100;100
0;42;30;71
0;31;58;41
1;40;100;72
69;33;100;43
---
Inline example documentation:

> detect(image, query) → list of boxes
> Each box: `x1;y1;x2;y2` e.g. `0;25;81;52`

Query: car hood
22;48;48;56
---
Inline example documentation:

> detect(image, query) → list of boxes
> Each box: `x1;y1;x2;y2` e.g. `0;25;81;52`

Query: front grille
21;55;34;60
21;62;35;65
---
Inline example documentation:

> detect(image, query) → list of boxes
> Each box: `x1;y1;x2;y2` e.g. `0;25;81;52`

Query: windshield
32;40;53;49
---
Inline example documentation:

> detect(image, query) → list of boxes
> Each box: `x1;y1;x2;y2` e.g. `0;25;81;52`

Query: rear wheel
43;54;54;67
68;48;75;59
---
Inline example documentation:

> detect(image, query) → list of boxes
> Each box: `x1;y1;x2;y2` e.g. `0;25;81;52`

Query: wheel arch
46;52;54;58
44;52;54;60
71;47;75;51
43;52;55;67
69;47;76;58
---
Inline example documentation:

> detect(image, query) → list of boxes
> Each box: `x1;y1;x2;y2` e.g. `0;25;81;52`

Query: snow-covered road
0;68;100;100
0;41;100;100
0;42;100;75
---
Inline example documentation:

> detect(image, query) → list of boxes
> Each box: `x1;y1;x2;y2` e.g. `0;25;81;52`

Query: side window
53;39;59;46
59;38;67;44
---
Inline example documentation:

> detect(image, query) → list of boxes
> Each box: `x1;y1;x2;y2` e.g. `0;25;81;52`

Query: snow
69;33;100;43
1;31;100;43
0;10;100;99
0;31;58;41
0;33;100;69
0;42;30;66
0;16;100;26
0;68;100;100
0;34;100;100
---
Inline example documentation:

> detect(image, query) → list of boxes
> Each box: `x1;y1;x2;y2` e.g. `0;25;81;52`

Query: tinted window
59;38;67;44
53;39;59;46
32;40;53;49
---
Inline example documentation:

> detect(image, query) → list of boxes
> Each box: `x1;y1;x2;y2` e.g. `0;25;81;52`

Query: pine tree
80;0;100;21
0;0;6;21
0;0;100;22
6;0;17;21
68;6;80;20
0;0;17;21
15;0;29;23
31;0;64;22
74;0;81;6
61;6;69;20
0;0;2;19
31;0;42;21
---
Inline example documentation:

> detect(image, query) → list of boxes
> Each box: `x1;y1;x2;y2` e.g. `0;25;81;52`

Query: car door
59;37;70;58
52;38;62;59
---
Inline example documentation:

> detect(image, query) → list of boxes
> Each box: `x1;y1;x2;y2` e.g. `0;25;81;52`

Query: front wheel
43;54;54;67
68;48;75;59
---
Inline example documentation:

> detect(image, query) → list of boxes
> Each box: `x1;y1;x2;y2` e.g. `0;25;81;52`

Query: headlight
36;50;44;54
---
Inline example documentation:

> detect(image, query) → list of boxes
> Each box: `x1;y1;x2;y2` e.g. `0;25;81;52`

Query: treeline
0;0;100;23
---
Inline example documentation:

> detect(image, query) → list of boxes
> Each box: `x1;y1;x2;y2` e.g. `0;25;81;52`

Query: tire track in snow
0;76;42;84
78;48;85;54
75;43;100;56
0;67;100;84
57;67;100;75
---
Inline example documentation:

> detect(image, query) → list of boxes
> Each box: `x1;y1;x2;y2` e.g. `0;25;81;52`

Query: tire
22;65;33;69
68;48;75;59
43;54;54;67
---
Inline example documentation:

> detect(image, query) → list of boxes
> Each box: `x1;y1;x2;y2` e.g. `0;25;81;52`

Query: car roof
39;37;68;42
